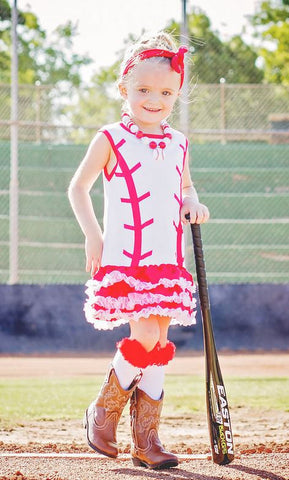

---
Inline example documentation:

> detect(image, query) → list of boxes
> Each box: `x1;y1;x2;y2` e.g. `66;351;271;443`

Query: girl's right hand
85;232;103;276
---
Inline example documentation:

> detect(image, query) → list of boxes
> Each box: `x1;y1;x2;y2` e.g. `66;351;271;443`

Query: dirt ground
0;353;288;480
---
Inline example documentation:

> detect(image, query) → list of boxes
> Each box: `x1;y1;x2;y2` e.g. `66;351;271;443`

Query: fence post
36;84;41;143
220;78;226;144
180;0;189;138
9;0;19;284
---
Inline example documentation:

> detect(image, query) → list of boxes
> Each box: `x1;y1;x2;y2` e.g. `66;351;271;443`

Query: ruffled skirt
84;264;196;330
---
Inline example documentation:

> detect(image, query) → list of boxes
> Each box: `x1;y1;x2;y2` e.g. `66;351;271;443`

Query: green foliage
259;22;289;84
166;8;263;84
63;71;121;143
0;1;91;86
249;0;289;84
0;0;11;21
250;0;289;25
95;64;120;92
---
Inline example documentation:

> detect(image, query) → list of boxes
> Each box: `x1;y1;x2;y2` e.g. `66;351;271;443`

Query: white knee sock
138;365;165;400
112;349;141;390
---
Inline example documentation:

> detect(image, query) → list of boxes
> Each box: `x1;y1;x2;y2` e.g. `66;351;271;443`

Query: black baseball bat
188;220;234;465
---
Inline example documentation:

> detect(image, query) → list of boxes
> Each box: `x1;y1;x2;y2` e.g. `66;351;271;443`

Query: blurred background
0;0;288;352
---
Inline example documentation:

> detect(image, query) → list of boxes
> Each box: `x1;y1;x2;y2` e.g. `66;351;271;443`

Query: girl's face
119;59;181;133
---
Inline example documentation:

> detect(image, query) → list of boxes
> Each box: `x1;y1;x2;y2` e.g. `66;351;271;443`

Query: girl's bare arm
180;151;210;224
68;132;111;275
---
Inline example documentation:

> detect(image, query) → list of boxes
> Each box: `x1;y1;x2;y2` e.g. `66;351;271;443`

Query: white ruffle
84;304;197;331
85;290;193;311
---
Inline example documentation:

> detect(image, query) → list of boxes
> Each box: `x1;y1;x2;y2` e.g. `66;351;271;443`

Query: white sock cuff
112;349;141;390
138;364;165;400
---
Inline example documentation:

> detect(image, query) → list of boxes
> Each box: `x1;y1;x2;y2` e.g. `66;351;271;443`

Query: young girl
68;31;209;470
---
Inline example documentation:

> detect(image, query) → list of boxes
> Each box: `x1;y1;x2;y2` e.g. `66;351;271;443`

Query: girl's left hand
180;199;210;225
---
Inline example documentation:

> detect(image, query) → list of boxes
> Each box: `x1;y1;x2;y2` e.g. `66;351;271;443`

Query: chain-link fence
0;83;288;284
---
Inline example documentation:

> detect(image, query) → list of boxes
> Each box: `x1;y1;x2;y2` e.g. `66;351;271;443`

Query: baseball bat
188;220;234;465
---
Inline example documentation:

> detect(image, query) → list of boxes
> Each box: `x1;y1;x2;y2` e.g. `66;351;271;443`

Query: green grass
165;376;289;414
0;375;288;430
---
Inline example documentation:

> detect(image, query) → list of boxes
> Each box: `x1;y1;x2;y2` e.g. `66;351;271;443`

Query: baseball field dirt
0;353;288;480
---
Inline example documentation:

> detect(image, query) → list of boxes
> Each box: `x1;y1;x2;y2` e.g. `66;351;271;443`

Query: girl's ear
119;83;128;99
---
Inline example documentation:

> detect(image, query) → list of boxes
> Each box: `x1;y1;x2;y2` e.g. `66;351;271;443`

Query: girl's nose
147;92;161;104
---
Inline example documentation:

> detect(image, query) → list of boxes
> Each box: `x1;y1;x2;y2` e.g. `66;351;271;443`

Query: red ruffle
92;264;193;285
117;338;152;368
97;281;185;299
117;338;176;367
154;341;176;365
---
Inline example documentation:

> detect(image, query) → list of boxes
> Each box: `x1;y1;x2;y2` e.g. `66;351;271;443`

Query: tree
64;77;120;144
167;8;263;84
0;0;91;85
249;0;289;84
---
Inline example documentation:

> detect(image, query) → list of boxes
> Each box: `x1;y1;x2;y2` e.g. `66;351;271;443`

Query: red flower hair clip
122;46;188;88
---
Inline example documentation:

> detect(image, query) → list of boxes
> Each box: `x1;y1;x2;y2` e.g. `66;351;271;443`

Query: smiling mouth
143;107;161;112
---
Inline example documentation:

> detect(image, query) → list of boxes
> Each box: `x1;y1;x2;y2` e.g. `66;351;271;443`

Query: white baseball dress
84;121;196;330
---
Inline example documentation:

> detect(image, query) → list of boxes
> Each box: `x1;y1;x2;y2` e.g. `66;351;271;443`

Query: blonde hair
118;31;178;85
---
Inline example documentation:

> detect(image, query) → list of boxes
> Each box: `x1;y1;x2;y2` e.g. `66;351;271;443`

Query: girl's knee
158;316;171;348
129;317;160;352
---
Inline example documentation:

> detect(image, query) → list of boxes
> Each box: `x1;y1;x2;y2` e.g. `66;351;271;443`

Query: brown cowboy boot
84;367;141;458
130;387;178;469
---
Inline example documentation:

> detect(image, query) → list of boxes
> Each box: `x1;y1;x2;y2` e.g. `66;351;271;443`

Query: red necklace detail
121;113;173;155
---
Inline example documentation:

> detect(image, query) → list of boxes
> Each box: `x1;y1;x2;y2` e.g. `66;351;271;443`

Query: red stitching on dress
123;248;153;260
130;163;142;175
124;218;154;231
180;139;188;171
122;249;133;259
115;162;141;177
103;134;152;266
141;218;154;229
176;165;181;177
140;250;153;260
101;130;125;181
174;193;182;206
173;143;187;267
138;192;151;202
121;191;150;203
